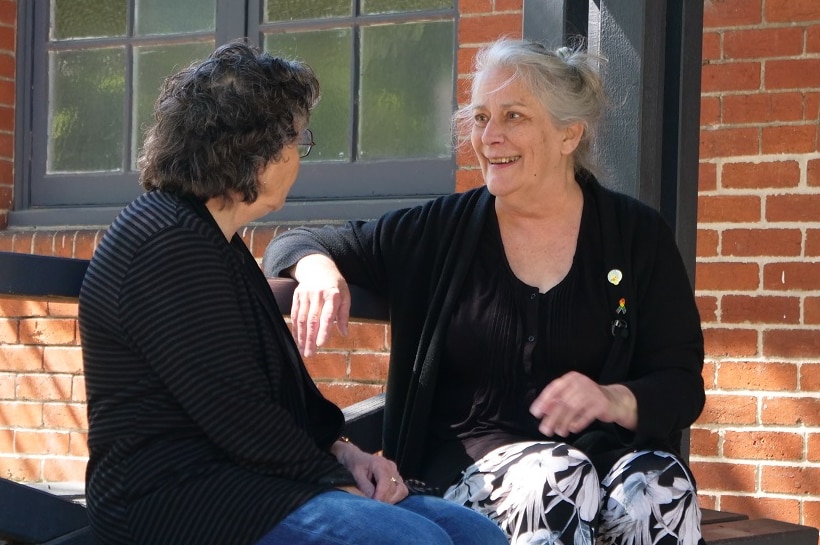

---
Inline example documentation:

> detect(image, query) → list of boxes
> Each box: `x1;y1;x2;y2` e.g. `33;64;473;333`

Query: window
13;0;456;226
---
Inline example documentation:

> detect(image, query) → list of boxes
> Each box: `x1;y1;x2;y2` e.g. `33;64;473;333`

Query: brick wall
1;0;820;534
691;0;820;530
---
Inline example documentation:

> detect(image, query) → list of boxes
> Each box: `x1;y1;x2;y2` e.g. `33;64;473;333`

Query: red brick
698;494;717;510
19;318;78;345
717;361;798;391
51;232;74;258
457;45;481;77
71;375;87;402
0;373;13;399
0;457;42;481
249;225;276;258
696;229;718;258
43;457;87;482
802;362;820;391
807;229;820;256
321;322;387;352
764;0;820;22
43;346;83;374
47;302;79;318
698;162;717;191
763;329;820;359
696;262;759;290
697;195;761;223
807;297;820;325
16;374;74;402
701;62;761;93
699;394;758;425
703;0;762;28
304;351;347;380
808;158;820;187
702;361;716;389
458;14;521;45
699;127;759;159
0;318;19;343
0;1;16;25
43;402;88;430
0;428;11;452
722;229;802;257
723;430;803;461
722;160;800;189
69;431;89;457
11;232;34;254
722;293;801;326
805;501;820;532
0;27;13;55
689;427;720;456
703;327;759;357
720;496;802;525
762;396;820;426
701;32;721;62
0;345;44;372
809;433;820;462
0;401;44;427
0;297;49;318
809;25;820;53
32;232;58;257
808;92;820;123
761;466;820;495
458;0;493;15
15;430;71;455
766;194;820;223
723;28;804;59
700;96;720;126
761;124;817;154
763;262;820;290
0;80;14;108
74;230;101;259
494;0;522;12
696;294;718;322
724;92;804;124
349;352;389;382
689;461;757;492
766;59;820;90
456;169;483;193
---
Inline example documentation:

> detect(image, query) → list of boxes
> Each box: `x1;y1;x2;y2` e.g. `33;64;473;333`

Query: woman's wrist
602;384;638;431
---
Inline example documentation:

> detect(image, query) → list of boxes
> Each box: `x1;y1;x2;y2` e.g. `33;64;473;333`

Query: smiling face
470;67;580;201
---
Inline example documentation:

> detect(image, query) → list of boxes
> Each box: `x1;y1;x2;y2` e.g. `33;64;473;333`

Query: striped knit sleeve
118;226;343;481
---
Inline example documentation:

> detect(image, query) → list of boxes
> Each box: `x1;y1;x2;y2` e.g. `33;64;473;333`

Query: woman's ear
561;122;585;155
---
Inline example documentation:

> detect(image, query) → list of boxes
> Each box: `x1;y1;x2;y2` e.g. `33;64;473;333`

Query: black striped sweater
79;190;348;545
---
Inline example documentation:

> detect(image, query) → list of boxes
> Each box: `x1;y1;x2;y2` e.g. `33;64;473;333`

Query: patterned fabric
444;442;704;545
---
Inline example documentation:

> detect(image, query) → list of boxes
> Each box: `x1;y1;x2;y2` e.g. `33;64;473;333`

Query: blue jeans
255;491;508;545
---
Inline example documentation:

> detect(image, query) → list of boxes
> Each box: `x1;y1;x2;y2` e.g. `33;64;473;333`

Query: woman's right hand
289;254;351;357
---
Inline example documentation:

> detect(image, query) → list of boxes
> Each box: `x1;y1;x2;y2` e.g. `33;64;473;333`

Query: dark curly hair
138;40;319;203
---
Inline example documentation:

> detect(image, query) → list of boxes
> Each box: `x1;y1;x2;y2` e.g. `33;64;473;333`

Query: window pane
51;0;126;39
359;21;454;161
133;41;216;167
264;0;351;22
265;29;352;162
135;0;216;35
362;0;453;14
48;47;125;173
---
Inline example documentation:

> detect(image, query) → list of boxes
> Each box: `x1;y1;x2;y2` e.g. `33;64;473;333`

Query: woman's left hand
529;371;638;437
331;440;408;504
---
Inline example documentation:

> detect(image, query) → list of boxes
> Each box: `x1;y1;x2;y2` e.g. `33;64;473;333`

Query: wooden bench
1;251;816;545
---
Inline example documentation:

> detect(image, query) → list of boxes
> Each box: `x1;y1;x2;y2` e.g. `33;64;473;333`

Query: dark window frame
12;0;457;227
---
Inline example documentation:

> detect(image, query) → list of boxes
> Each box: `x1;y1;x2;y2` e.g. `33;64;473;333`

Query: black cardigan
79;191;351;545
264;175;705;480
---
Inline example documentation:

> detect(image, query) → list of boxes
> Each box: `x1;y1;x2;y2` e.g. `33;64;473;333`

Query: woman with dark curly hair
78;41;507;545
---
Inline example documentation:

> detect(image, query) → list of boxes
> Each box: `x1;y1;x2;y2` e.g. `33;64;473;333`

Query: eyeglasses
297;128;315;158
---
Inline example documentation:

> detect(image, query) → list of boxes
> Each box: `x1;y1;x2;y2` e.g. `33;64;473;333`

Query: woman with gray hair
79;41;507;545
264;38;706;545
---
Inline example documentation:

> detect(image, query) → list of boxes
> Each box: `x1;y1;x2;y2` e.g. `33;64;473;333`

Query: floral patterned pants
443;441;704;545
